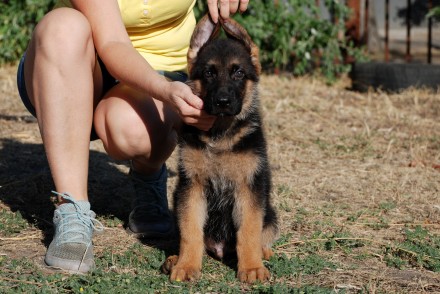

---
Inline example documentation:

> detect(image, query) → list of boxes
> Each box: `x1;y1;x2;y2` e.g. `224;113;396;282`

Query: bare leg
93;70;182;237
22;8;106;273
23;8;102;202
94;83;181;174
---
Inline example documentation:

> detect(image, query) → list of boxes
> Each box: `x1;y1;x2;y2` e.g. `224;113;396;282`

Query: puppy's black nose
216;97;231;108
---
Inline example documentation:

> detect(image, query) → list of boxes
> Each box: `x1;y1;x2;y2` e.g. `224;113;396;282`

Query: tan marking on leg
261;221;279;260
170;182;206;281
234;185;270;283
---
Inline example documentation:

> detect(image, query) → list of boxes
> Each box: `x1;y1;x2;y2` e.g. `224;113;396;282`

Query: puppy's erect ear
219;18;261;75
187;14;220;75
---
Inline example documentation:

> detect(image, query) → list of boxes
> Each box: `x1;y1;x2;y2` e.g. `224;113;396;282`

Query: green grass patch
303;231;366;254
0;241;338;293
269;253;336;277
98;215;124;228
384;226;440;272
312;135;374;157
0;208;29;236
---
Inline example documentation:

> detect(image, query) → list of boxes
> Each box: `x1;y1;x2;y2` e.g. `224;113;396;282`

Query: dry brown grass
1;64;440;292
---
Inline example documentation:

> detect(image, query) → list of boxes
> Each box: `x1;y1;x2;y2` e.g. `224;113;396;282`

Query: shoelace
52;191;104;245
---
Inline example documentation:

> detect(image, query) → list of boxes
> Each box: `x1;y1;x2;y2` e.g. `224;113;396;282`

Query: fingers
207;0;249;23
238;0;249;13
218;0;230;21
184;92;204;110
170;83;215;131
229;0;240;15
187;114;216;132
181;110;216;132
207;0;219;23
178;105;216;132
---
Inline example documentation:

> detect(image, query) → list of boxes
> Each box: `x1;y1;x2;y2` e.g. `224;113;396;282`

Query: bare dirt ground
1;64;440;292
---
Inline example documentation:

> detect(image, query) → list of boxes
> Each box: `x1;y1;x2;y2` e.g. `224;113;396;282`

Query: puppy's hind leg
262;205;279;260
262;223;279;260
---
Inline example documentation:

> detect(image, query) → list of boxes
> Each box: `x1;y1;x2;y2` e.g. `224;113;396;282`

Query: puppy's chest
179;144;259;183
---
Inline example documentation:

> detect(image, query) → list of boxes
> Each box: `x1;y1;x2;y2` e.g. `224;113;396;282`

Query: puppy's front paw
162;255;201;281
161;255;179;275
170;265;202;282
237;266;270;283
170;263;201;282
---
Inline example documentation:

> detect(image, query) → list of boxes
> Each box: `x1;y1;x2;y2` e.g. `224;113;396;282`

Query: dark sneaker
127;164;174;238
45;192;104;273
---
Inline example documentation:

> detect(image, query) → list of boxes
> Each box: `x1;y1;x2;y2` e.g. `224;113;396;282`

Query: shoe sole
44;255;94;274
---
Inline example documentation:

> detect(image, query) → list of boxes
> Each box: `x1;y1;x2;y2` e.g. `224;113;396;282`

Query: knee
32;8;94;59
109;112;152;159
95;101;177;162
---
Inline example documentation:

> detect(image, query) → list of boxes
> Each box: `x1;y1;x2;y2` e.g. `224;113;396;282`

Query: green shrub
1;0;366;83
195;0;367;82
0;0;56;64
427;6;440;20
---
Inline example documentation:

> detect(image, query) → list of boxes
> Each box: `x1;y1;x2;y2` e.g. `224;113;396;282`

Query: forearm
98;42;170;102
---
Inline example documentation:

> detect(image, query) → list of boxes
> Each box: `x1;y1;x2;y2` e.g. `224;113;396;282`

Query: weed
313;137;329;151
333;135;374;157
0;208;29;236
346;210;364;222
292;208;310;229
378;201;397;212
385;226;440;272
100;215;123;228
269;253;336;277
367;217;390;230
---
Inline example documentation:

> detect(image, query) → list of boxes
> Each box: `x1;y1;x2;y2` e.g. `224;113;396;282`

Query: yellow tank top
54;0;196;72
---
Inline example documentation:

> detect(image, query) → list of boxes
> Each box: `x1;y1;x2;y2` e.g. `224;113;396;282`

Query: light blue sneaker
44;192;104;273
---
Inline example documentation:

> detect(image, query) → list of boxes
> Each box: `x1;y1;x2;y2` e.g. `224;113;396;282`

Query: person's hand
166;81;216;131
207;0;249;23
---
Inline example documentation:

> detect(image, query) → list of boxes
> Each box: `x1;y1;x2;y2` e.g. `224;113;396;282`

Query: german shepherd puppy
162;14;279;283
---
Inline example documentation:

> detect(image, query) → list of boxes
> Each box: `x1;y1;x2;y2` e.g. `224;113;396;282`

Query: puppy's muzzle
209;88;241;116
215;96;231;108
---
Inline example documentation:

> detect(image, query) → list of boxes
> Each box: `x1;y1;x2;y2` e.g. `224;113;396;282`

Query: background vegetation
195;0;367;82
0;0;55;63
0;0;366;82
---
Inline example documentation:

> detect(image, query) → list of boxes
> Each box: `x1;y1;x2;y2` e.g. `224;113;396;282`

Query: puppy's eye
204;70;213;79
233;69;245;80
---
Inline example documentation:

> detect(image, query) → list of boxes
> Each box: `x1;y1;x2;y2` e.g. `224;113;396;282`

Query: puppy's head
187;15;261;117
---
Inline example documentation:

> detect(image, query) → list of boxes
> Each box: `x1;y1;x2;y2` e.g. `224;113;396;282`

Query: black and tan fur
162;14;279;283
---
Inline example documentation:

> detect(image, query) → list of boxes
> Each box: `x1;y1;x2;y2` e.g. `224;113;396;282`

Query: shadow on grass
0;138;241;271
0;138;133;247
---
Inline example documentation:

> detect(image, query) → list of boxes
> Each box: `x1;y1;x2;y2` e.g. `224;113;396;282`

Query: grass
384;226;440;272
1;65;440;292
0;207;29;236
0;241;336;293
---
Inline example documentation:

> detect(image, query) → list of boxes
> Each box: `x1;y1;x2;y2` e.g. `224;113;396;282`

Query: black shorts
16;53;188;140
